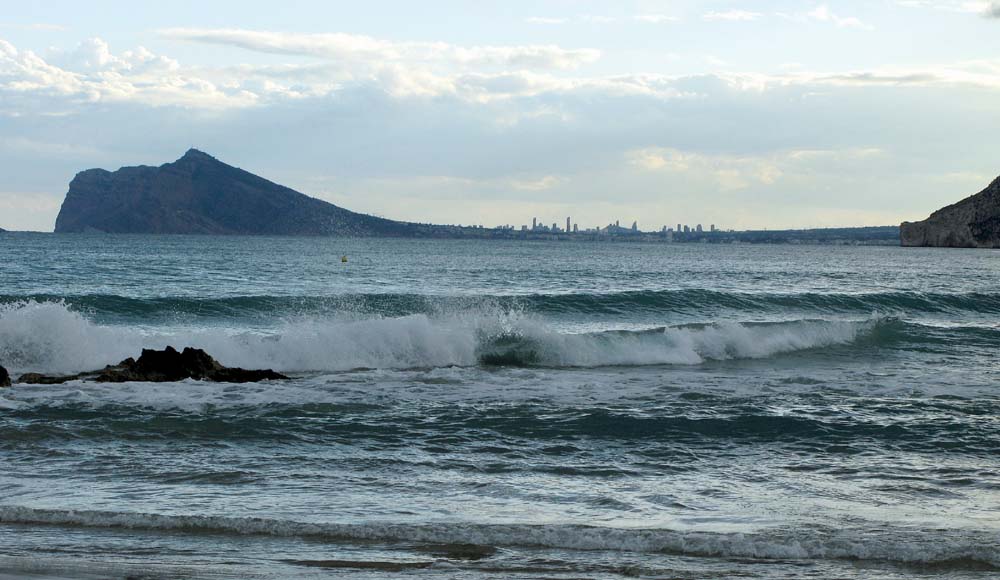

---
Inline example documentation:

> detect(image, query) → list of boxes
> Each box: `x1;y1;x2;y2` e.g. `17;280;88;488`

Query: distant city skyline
510;215;720;235
1;0;1000;232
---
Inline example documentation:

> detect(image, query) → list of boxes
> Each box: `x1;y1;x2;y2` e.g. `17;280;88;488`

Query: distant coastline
370;224;901;245
47;150;901;245
2;226;900;245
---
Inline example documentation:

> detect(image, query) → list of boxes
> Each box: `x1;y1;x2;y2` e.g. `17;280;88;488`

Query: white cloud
703;10;762;22
804;61;1000;88
52;38;180;74
0;23;67;32
159;28;601;71
806;4;872;29
0;39;83;96
896;1;999;16
5;33;1000;118
0;37;256;109
510;175;562;191
776;5;872;29
628;147;784;191
630;147;891;188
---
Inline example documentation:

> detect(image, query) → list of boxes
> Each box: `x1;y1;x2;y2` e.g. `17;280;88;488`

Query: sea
0;233;998;579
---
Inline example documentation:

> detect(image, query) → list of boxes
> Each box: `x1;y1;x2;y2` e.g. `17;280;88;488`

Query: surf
1;506;996;569
4;289;1000;321
0;300;893;374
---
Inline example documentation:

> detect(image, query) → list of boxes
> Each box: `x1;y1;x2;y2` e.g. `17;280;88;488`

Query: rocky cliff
54;149;421;236
901;175;1000;248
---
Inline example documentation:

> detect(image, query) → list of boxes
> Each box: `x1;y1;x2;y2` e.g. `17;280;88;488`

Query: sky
1;0;1000;232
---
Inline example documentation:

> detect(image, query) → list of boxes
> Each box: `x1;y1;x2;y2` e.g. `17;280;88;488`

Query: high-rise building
532;217;537;229
573;224;578;233
631;221;638;232
566;217;571;233
696;224;703;232
710;224;717;232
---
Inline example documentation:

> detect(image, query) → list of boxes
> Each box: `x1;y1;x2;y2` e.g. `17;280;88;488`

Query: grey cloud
159;28;601;71
816;72;941;85
3;37;1000;230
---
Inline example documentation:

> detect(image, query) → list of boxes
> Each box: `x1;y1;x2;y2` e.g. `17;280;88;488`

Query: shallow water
1;234;998;578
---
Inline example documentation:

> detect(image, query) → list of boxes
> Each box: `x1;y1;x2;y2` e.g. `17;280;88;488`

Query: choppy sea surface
0;233;998;579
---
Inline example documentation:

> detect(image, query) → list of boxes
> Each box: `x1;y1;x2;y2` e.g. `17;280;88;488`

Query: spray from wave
0;300;878;374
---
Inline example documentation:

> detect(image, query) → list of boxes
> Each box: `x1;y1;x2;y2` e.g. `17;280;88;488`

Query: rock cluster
0;365;9;388
16;346;287;385
901;175;1000;248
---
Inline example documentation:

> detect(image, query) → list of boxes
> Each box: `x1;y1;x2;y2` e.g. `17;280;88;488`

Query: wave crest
1;300;877;374
1;506;996;567
4;289;999;320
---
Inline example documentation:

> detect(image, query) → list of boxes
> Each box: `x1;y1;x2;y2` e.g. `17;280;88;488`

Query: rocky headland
55;149;435;236
15;346;287;385
901;175;1000;248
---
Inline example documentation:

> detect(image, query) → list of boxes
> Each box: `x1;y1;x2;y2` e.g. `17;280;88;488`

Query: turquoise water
1;233;998;579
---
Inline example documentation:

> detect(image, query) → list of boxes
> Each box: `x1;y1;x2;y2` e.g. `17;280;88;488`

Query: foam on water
0;506;996;568
512;319;868;367
0;301;143;374
0;300;876;374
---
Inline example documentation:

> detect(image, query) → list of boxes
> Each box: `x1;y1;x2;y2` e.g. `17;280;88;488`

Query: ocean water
0;233;998;579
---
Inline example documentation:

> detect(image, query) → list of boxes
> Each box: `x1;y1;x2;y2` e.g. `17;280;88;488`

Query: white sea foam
0;506;995;567
511;319;865;367
0;301;147;374
0;300;871;374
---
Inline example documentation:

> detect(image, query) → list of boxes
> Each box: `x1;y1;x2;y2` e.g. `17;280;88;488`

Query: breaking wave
4;290;1000;322
1;506;996;568
0;300;882;374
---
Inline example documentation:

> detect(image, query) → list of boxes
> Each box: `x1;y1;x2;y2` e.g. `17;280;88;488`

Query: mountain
901;175;1000;248
54;149;429;236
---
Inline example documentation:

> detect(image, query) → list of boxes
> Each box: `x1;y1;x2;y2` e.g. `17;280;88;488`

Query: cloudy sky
2;0;999;232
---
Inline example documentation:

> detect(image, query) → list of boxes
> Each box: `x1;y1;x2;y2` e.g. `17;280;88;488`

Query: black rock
0;365;10;388
16;372;80;385
16;347;287;385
